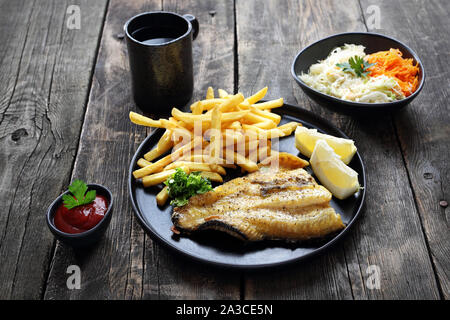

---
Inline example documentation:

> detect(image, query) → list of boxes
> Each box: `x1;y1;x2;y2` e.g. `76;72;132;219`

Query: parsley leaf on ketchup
62;179;96;210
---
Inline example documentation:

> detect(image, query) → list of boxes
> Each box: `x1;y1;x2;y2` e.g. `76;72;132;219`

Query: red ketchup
54;195;108;234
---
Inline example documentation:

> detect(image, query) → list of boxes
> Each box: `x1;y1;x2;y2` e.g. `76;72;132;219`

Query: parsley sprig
336;56;376;78
164;168;212;207
62;179;96;210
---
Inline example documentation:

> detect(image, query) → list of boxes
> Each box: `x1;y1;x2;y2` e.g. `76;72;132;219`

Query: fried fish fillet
172;163;345;241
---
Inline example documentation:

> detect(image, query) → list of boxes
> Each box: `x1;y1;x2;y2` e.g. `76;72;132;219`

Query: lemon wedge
310;140;360;200
295;126;357;164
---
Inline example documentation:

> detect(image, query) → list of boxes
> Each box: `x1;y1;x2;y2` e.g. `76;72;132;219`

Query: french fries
199;171;223;183
129;87;302;195
156;186;170;206
252;98;284;110
163;161;225;175
245;87;267;105
133;138;201;178
129;112;163;128
191;101;203;115
171;108;249;124
144;129;173;161
210;103;222;162
143;167;187;188
218;89;229;98
206;86;214;100
137;158;152;168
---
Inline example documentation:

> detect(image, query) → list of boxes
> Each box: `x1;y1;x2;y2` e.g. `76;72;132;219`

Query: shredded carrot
366;48;420;97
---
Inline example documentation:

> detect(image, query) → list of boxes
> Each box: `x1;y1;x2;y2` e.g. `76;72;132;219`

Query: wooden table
0;0;448;300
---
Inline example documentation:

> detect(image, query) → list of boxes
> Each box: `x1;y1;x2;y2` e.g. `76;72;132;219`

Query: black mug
124;12;199;114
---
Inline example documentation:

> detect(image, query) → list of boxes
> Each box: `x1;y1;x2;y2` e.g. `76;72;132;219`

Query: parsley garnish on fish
62;179;96;209
164;168;212;207
336;56;376;78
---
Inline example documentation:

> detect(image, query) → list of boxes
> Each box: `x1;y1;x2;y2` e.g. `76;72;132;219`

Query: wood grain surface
44;0;241;300
236;0;441;299
0;0;447;300
361;0;450;299
0;0;108;299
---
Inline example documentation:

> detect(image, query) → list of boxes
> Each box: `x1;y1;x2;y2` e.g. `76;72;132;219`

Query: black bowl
291;32;425;114
46;184;114;247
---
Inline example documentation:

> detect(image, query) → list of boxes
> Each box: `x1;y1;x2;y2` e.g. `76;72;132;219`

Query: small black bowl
291;32;425;114
46;184;114;247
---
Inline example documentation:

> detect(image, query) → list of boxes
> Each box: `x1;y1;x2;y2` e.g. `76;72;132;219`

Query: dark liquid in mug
131;26;182;45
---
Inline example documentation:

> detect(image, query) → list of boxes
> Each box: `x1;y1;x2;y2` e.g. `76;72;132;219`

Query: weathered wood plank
236;0;440;299
43;0;160;300
236;0;362;300
361;0;450;299
164;0;236;99
142;0;241;300
44;0;240;299
0;0;108;299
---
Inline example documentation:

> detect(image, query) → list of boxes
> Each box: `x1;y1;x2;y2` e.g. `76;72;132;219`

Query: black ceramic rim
123;11;193;47
291;31;426;108
128;102;366;269
46;184;114;239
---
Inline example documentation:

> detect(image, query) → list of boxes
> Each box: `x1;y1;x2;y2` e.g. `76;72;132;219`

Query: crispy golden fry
252;98;284;109
167;117;185;130
242;112;277;129
248;144;272;163
134;157;167;179
210;104;222;161
238;100;250;109
180;154;236;169
172;108;249;124
171;127;194;146
246;87;267;105
134;138;201;178
180;154;212;163
142;166;189;187
144;129;174;161
250;107;281;124
234;152;259;172
159;119;178;130
225;121;243;130
199;171;223;183
242;124;286;139
191;101;203;115
163;161;226;175
209;163;227;175
156;129;174;147
190;98;226;112
218;93;244;112
253;120;277;129
222;130;245;146
144;149;163;162
156;186;169;206
129;112;162;128
142;170;176;188
222;148;259;172
277;122;301;135
206;86;214;100
193;93;243;115
218;89;229;98
164;161;212;172
137;158;152;168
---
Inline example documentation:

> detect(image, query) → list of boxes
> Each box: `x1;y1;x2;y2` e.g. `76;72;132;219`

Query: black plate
291;32;425;114
128;103;366;269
